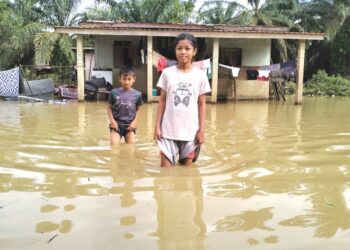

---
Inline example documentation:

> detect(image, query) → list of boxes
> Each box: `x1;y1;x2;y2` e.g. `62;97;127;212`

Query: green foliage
94;0;195;23
304;70;350;96
285;81;296;95
197;1;243;24
331;16;350;76
0;2;43;69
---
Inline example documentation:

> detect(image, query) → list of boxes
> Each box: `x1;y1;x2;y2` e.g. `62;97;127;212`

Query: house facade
55;22;325;104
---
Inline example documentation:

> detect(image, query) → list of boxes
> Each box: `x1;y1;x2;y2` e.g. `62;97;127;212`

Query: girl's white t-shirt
157;65;211;141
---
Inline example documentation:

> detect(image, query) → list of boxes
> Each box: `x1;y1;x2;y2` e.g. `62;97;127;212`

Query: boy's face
119;74;135;90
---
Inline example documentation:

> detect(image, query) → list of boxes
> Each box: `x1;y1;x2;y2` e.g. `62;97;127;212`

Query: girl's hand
196;130;205;144
154;127;161;142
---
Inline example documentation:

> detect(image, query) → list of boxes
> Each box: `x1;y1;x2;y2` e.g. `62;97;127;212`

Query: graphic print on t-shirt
115;96;136;110
173;82;192;108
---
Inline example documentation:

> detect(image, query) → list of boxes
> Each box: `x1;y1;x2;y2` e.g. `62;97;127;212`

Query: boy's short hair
119;65;136;77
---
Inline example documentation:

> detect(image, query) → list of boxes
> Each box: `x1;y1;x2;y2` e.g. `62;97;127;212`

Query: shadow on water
1;97;350;249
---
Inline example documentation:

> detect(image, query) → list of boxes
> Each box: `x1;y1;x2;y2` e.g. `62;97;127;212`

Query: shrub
285;81;296;95
304;70;350;96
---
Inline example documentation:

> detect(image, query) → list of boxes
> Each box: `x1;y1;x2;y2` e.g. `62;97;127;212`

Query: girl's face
175;39;197;65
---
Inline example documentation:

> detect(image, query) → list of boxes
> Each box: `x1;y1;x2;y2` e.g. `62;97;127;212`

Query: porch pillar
295;39;305;105
77;34;85;101
211;38;219;103
147;36;153;102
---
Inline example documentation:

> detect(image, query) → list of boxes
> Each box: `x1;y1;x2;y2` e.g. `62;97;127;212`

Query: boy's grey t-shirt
108;87;142;126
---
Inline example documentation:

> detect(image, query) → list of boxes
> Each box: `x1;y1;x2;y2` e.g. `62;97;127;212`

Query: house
55;22;325;104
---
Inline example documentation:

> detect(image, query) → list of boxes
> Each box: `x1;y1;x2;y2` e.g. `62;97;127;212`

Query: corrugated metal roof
55;21;325;39
78;21;291;32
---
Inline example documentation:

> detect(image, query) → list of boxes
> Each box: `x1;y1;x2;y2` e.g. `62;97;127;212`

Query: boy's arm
128;106;140;130
196;94;206;144
107;105;118;129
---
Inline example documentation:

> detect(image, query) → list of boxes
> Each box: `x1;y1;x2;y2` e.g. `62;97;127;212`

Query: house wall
94;36;271;99
206;38;271;66
206;38;271;99
94;36;114;69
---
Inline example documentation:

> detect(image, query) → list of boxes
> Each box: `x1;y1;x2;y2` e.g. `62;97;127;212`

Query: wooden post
295;39;305;105
211;38;219;103
147;36;153;102
77;35;85;101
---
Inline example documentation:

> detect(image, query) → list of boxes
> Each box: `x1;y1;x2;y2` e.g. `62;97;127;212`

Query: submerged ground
0;97;349;249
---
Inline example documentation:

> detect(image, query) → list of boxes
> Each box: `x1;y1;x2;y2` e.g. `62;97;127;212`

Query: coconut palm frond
34;32;60;65
58;34;75;64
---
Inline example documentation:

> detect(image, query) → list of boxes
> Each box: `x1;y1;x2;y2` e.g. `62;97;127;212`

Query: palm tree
34;0;82;66
0;0;44;69
94;0;196;23
196;1;244;24
301;0;350;78
197;0;304;62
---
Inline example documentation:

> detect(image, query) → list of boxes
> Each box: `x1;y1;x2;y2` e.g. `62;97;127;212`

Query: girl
154;33;211;167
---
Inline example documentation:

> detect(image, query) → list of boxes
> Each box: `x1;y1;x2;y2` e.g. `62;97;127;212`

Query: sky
77;0;252;13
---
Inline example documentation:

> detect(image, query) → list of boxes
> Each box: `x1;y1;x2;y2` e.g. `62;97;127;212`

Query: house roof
55;21;325;40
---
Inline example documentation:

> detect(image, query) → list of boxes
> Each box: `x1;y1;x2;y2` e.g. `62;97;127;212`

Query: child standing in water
108;66;142;145
154;33;211;167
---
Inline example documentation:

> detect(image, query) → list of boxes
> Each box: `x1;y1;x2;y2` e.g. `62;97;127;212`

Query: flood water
1;97;350;250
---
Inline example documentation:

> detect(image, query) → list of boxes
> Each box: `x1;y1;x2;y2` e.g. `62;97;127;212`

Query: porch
55;22;325;104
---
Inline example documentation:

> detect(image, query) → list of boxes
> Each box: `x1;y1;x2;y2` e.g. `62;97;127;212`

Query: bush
285;81;296;95
303;70;350;96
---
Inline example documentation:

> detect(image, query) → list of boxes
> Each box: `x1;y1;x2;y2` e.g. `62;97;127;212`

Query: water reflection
154;168;206;250
279;184;350;238
214;207;274;232
1;98;350;249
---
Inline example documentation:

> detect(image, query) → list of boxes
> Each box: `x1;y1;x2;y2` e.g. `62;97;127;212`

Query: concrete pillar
295;39;305;105
77;35;85;101
211;38;219;103
147;36;153;102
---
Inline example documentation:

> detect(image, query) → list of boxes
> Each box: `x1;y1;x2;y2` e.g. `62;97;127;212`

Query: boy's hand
110;120;118;130
128;120;137;131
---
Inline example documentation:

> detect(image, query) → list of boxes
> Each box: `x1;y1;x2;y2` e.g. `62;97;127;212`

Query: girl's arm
154;89;167;141
196;94;206;144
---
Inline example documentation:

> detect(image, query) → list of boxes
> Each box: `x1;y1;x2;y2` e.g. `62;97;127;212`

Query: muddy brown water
0;97;349;249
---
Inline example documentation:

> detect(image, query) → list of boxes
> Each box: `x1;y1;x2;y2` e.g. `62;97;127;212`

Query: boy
107;66;142;145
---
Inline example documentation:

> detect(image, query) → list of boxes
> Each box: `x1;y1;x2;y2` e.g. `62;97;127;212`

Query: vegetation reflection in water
0;97;350;249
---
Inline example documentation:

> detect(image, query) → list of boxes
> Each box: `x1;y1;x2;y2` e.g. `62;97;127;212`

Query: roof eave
55;27;325;41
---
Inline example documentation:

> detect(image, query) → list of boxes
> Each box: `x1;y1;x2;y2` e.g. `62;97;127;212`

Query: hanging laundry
194;58;212;79
281;60;296;80
219;63;240;77
152;51;165;67
156;57;167;72
257;70;270;81
203;58;212;76
260;63;280;71
0;67;19;97
141;49;145;64
246;69;259;80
